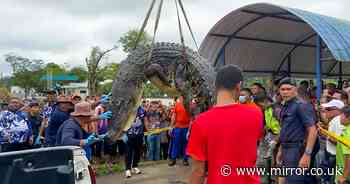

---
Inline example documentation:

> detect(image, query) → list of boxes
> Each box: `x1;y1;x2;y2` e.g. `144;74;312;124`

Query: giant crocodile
108;42;216;140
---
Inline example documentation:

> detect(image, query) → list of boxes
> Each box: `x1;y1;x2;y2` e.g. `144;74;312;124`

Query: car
0;146;96;184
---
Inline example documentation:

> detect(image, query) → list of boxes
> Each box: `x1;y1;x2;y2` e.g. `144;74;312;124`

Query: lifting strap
175;0;185;49
152;0;164;44
146;0;164;62
177;0;199;51
134;0;198;64
133;0;156;50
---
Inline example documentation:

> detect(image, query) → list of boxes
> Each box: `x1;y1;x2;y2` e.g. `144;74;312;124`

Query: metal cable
133;0;156;50
178;0;199;51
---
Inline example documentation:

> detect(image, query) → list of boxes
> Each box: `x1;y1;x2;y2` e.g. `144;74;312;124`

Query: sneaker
183;160;189;166
132;168;141;174
168;159;176;166
125;170;132;178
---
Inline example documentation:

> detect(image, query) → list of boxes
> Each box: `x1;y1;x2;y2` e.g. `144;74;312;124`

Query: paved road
97;161;191;184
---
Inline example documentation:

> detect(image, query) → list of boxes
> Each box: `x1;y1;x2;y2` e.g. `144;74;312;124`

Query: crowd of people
186;65;350;184
0;90;192;179
123;96;191;177
0;92;113;154
3;64;350;183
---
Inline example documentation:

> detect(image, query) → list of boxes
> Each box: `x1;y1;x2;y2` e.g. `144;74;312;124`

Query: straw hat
71;101;94;117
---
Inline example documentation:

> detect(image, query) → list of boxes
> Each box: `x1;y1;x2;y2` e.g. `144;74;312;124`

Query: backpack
127;117;144;138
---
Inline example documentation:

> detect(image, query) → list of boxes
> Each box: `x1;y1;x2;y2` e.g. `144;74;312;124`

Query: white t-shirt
326;115;345;155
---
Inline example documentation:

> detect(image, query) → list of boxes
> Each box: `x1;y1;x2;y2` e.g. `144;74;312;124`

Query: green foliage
95;163;124;176
111;164;124;173
97;63;120;94
68;66;88;82
119;29;152;53
142;82;166;98
243;77;270;88
98;63;120;81
5;54;45;97
43;63;66;75
5;53;90;96
99;82;113;94
41;63;88;83
86;46;117;96
0;76;11;89
96;164;110;176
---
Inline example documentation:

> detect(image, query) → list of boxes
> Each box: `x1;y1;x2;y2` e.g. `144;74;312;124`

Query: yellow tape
144;127;171;136
319;127;350;149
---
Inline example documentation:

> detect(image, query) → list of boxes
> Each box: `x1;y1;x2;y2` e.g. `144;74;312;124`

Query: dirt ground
96;161;191;184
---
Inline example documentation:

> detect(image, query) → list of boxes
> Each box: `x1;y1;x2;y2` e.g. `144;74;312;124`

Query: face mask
239;96;247;103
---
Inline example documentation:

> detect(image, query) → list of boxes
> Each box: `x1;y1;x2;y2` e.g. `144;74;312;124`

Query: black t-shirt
28;115;42;137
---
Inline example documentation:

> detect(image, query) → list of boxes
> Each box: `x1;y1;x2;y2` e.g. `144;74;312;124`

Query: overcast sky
1;0;349;76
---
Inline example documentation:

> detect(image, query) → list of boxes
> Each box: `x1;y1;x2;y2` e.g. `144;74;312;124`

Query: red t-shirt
187;104;263;184
174;102;191;128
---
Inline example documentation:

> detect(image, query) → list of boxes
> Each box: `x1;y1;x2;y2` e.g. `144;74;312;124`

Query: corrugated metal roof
40;75;78;81
199;3;350;77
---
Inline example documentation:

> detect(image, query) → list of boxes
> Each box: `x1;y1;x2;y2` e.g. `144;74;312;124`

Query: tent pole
339;62;343;89
287;54;291;76
316;35;322;101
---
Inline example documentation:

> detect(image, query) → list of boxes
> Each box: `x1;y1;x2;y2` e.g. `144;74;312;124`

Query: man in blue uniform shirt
276;78;319;183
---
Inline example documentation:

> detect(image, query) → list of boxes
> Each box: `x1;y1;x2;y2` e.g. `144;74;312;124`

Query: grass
111;163;124;172
94;159;168;176
95;162;124;176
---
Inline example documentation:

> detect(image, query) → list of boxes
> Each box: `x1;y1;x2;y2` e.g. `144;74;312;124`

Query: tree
97;63;120;94
119;29;152;53
36;62;68;92
98;63;120;81
5;54;44;98
0;76;11;89
85;46;117;96
99;82;113;95
43;63;67;75
142;82;166;98
69;66;88;82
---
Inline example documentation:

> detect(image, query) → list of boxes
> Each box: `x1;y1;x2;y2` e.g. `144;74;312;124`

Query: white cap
321;99;345;109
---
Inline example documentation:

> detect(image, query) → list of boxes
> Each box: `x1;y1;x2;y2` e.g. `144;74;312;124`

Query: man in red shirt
187;64;263;184
169;96;191;166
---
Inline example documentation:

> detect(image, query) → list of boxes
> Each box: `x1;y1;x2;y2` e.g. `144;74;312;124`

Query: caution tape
144;127;172;136
319;126;350;149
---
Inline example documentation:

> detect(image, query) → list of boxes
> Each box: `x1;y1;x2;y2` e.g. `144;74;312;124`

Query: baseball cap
321;99;345;109
215;64;243;90
278;77;297;88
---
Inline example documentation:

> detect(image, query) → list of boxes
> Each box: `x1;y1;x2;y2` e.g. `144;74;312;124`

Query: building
61;82;88;98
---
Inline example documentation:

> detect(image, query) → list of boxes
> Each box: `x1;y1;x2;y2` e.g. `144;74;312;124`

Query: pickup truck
0;146;96;184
